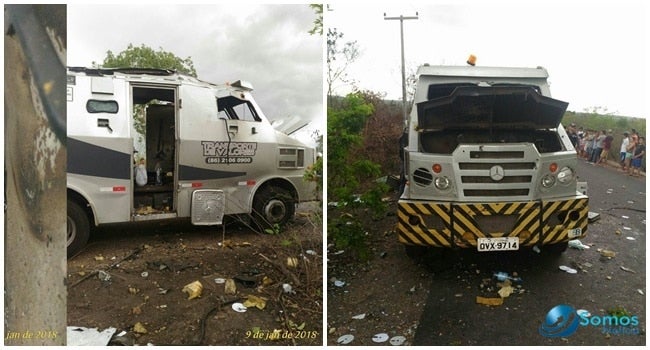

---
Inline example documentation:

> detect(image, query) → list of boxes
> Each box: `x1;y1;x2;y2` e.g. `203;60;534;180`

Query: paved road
413;159;646;346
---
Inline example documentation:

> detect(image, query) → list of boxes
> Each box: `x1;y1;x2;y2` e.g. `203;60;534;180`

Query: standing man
620;132;630;170
599;129;614;166
630;136;645;177
590;130;605;164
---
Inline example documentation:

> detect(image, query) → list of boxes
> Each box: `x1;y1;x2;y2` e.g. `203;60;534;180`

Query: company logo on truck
201;141;258;164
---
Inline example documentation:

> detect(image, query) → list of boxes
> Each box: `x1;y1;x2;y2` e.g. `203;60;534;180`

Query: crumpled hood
416;86;568;130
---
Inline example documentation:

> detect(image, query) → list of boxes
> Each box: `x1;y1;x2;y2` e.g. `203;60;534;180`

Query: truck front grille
455;145;538;201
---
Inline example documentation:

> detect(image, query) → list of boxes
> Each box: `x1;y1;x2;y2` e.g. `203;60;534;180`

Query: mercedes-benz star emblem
489;165;505;181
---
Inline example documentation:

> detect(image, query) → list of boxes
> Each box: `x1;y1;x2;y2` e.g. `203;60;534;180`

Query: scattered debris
305;250;317;256
67;326;116;346
128;287;138;295
225;279;237;295
133;322;148;334
94;255;105;262
588;212;600;222
559;265;578;274
626;237;636;241
498;284;515;298
97;270;111;282
262;276;273;286
638;289;644;295
131;306;142;315
599;249;616;258
622;215;630;219
620;266;637;274
141;271;149;278
182;280;203;300
493;272;522;283
214;278;226;284
389;335;406;346
243;295;267;310
372;333;389;343
231;303;247;313
282;283;295;294
334;280;345;287
568;239;590;250
532;246;541;254
286;257;299;268
337;334;354;345
351;313;366;320
623;226;632;231
476;296;504;306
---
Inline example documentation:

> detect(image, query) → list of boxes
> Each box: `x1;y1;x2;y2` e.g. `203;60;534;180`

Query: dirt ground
67;205;322;346
326;193;429;346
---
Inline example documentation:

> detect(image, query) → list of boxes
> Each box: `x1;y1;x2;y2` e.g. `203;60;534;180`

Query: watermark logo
540;304;640;338
539;304;580;338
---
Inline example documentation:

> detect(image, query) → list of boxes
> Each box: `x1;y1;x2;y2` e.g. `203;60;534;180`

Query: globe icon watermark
539;304;580;338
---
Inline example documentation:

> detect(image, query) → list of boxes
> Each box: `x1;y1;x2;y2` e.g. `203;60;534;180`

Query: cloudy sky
68;4;323;144
327;0;648;118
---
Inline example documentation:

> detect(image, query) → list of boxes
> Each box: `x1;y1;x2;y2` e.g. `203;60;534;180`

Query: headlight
557;167;575;184
434;176;450;190
541;174;556;188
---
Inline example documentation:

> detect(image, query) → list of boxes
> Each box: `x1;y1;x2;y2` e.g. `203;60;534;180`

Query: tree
308;4;323;36
327;28;360;104
327;93;388;259
100;43;197;77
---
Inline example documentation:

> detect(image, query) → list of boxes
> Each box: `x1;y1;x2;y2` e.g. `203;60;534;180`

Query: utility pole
384;12;418;127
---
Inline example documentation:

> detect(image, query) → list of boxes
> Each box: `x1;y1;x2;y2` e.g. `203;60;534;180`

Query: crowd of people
566;123;645;177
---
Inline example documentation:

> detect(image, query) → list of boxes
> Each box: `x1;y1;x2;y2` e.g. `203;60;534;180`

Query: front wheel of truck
252;185;296;232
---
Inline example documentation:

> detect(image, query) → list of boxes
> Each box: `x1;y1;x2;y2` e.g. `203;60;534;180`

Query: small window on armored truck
216;96;260;122
86;99;118;114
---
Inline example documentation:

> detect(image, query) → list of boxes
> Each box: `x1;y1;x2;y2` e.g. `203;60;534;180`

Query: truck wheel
67;200;90;258
252;186;295;231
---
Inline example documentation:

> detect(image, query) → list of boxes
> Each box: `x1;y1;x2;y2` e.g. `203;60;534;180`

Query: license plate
477;237;519;252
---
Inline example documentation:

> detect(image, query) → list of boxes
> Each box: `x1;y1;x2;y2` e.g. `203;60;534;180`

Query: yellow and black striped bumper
397;197;588;248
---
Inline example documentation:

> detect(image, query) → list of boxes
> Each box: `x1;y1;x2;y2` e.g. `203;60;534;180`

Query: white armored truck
398;65;588;255
67;67;316;256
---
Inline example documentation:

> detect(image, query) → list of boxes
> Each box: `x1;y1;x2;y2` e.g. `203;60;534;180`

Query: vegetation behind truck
398;65;588;255
67;67;316;257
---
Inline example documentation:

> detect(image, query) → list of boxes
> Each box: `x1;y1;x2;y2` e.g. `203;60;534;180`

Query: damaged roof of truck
67;66;253;92
417;85;569;131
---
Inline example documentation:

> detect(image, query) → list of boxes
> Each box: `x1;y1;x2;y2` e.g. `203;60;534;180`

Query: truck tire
67;200;90;258
252;186;295;231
